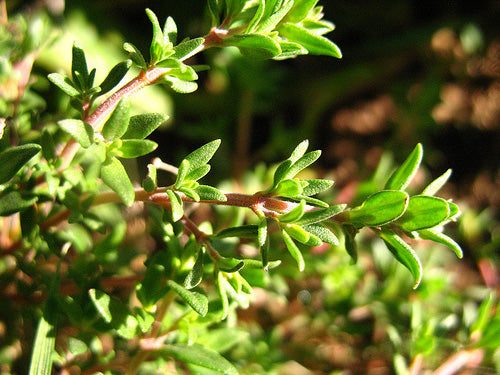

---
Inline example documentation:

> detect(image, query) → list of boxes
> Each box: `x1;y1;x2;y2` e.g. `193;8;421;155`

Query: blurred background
5;0;500;373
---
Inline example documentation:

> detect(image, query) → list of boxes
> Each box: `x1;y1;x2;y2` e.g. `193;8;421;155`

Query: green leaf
275;40;308;59
116;314;138;340
447;201;461;221
47;73;80;97
175;159;190;188
422;169;452;196
215;225;258;239
146;8;166;63
167;190;184;221
342;225;358;263
294;194;329;207
283;223;310;244
215;271;229;320
245;0;265;33
100;156;135;206
172;37;204;60
279;199;306;222
29;314;56;375
122;113;168;140
164;76;198;93
303;223;339;245
88;289;112;323
184;247;204;289
295;204;346;225
162;344;238;375
397;195;450;232
195;185;227;201
270;159;293;190
123;42;147;70
97;60;132;97
284;150;321;179
346;190;409;227
224;34;282;59
217;257;245;273
275;178;303;197
282;230;305;271
289;140;309;162
286;0;319;23
164;16;177;45
167;280;208;316
142;164;157;193
279;23;342;57
301;19;335;35
178;187;200;202
0;144;41;184
302;179;334;196
378;229;423;289
71;41;89;88
102;97;131;141
114;139;158;158
256;0;294;33
385;143;423;190
58;119;94;148
185;164;211;181
185;139;221;172
418;229;463;258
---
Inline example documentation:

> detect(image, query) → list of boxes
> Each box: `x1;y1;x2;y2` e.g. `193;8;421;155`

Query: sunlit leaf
279;199;306;222
303;223;339;245
224;34;281;59
100;156;134;206
184;247;204;289
167;280;208;316
58;119;94;148
167;190;184;221
97;60;132;97
279;22;342;57
122;113;168;140
47;73;80;97
296;204;346;225
385;143;423;190
398;195;450;232
418;228;463;258
346;190;408;227
162;344;238;375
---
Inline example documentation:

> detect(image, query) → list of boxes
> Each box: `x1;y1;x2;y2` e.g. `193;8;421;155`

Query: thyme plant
1;1;465;373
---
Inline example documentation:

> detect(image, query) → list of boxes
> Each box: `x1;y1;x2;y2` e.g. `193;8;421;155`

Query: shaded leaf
167;190;183;221
215;271;229;320
123;42;147;69
385;143;423;190
342;224;358;263
167;280;208;316
142;164;157;193
418;228;463;258
270;159;293;190
122;113;168;140
175;159;190;188
100;156;134;206
162;344;238;375
58;119;94;148
164;16;177;45
47;73;80;97
256;0;294;33
282;230;305;271
163;76;198;93
71;41;89;87
0;144;41;184
398;195;450;232
284;150;321;179
102;97;131;141
245;0;265;33
379;229;423;288
215;225;258;239
184;248;204;289
97;60;132;97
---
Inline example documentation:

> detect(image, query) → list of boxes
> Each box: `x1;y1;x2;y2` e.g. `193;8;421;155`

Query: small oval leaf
397;195;450;232
102;97;131;141
0;144;41;184
58;119;94;148
385;143;423;190
167;280;208;316
100;156;134;206
282;230;305;271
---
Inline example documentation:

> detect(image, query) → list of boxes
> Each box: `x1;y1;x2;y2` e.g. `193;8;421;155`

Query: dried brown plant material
471;82;500;129
332;95;395;134
432;84;471;124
